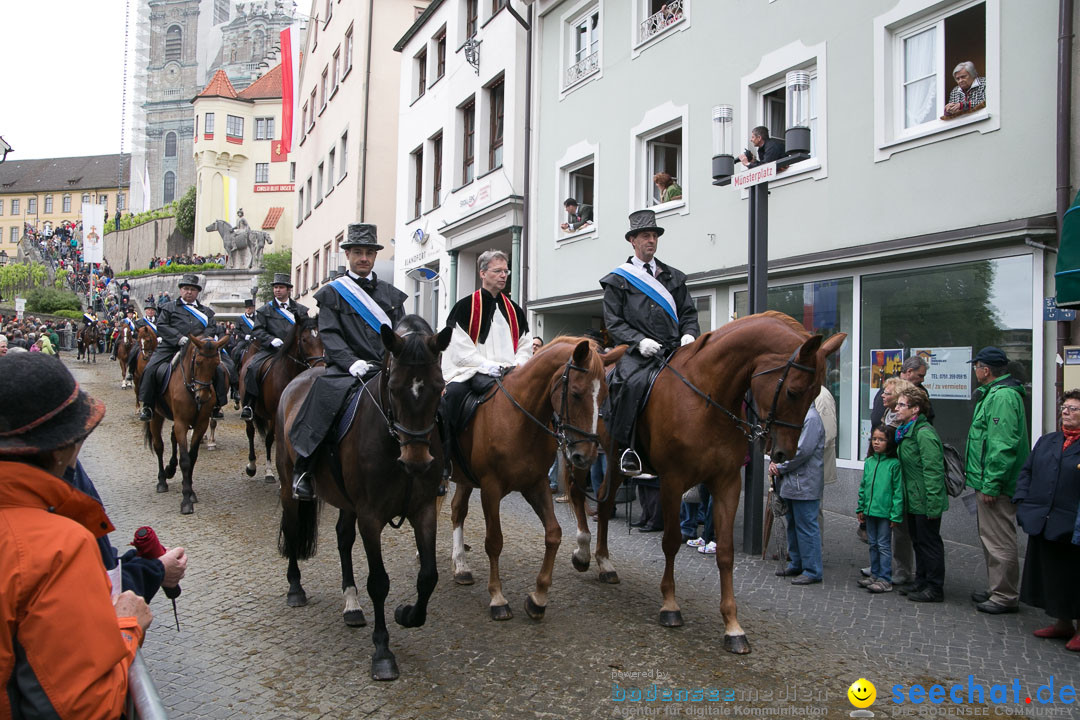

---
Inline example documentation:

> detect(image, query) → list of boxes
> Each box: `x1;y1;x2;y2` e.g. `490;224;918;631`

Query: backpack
917;424;966;497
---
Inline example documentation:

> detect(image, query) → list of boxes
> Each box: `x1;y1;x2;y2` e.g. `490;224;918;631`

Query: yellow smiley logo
848;678;876;709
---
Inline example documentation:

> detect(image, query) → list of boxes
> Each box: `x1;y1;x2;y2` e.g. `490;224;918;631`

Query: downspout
359;0;375;221
1057;0;1074;417
520;4;533;311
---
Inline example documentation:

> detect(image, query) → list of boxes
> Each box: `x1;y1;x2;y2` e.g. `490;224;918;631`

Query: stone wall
105;218;192;273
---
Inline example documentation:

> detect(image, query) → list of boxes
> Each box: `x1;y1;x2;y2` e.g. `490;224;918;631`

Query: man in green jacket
965;346;1029;615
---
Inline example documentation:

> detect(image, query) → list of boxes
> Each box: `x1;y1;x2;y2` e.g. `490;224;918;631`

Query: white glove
349;359;372;378
478;360;503;377
178;336;189;346
680;334;695;347
156;337;163;343
638;338;662;357
271;338;284;348
244;334;252;341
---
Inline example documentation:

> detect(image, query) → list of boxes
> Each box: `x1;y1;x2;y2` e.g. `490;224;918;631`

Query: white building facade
392;0;530;328
527;0;1063;540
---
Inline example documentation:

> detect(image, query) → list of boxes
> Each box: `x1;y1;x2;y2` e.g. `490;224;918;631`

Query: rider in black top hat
288;223;406;500
137;275;227;421
239;274;310;420
599;209;699;477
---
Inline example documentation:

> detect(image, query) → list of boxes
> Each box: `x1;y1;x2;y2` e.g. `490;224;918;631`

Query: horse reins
182;342;218;399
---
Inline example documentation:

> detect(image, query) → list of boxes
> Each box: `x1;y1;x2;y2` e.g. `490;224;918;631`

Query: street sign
732;161;777;189
1045;297;1077;322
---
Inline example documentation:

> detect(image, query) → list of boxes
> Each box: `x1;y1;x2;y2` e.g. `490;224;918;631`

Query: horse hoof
245;465;256;477
599;571;620;584
659;610;684;628
394;603;425;628
156;482;169;493
490;604;513;621
264;474;276;484
180;500;194;515
723;634;751;655
454;571;474;585
206;443;216;450
343;609;367;627
524;595;546;620
371;657;399;682
287;590;307;607
571;554;590;573
190;492;198;503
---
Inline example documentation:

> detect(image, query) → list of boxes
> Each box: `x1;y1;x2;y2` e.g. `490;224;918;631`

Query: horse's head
747;327;846;464
189;334;227;411
138;326;157;357
545;337;605;470
293;317;326;367
379;316;453;475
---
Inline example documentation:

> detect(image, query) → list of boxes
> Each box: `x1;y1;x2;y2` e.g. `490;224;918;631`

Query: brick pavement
65;359;1071;719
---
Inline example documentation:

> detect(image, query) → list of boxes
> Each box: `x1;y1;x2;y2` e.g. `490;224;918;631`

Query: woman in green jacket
895;386;947;602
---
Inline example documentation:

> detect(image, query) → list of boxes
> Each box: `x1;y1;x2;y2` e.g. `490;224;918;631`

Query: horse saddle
153;360;174;395
335;373;384;444
444;374;498;440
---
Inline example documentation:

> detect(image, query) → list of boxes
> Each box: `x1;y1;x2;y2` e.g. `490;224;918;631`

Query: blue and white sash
125;318;137;332
143;317;157;333
329;277;391;333
273;303;296;325
611;262;678;324
240;314;255;330
180;302;209;328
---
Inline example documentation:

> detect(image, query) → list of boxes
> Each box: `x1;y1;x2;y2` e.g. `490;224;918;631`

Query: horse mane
678;311;810;362
275;315;318;360
393;314;438;365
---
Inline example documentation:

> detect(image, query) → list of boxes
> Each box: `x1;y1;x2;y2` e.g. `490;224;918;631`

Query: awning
1056;190;1080;307
262;207;284;230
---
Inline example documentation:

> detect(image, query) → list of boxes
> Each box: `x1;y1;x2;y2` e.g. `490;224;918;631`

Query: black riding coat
252;299;311;347
599;257;699;350
314;272;406;374
152;298;217;357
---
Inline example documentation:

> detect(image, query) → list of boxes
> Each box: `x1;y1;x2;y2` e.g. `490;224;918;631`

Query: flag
222;175;238;225
141;159;152;212
279;24;302;155
81;202;105;264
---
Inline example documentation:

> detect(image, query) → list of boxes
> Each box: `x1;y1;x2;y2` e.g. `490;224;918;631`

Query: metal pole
510;225;522;304
448;249;458;303
742;183;769;556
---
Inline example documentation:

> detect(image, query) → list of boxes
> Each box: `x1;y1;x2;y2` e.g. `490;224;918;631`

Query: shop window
736;279;854;460
564;5;600;90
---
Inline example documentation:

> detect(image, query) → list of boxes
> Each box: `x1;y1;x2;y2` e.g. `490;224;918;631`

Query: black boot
436;412;453;482
212;405;225;420
292;455;315;501
139;406;153;422
240;393;256;420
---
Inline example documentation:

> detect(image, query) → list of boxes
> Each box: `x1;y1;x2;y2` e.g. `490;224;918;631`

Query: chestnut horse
133;326;157;410
448;337;606;621
77;324;99;363
241;316;325;483
275;315;453;681
572;312;845;654
144;334;229;514
116;325;136;388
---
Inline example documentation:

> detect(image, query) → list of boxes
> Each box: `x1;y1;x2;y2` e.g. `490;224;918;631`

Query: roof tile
198;69;239;99
262;207;284;229
239;63;283;100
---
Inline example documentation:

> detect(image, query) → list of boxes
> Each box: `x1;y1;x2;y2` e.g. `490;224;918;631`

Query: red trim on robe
502;293;519;353
467;290;483;345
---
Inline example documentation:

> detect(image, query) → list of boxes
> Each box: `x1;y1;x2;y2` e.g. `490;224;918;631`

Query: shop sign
254;184;295;193
910;346;972;400
732;162;777;189
458;184;491;210
1045;297;1077;321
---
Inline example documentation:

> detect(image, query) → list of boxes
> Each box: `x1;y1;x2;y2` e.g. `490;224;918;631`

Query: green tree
257;250;292;301
175;185;197;239
26;287;82;313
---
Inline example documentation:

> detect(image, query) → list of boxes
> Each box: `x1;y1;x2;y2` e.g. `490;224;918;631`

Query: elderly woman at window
943;61;986;118
1013;389;1080;651
653;172;682;204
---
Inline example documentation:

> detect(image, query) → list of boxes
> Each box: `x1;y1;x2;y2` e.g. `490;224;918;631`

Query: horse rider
81;309;98;329
126;304;158;379
440;249;532;477
137;274;227;422
239;273;311;420
288;223;406;501
234;298;257;357
600;209;699;476
110;309;138;361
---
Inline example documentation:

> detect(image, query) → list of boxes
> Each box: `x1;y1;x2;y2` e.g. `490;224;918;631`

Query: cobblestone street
68;358;1074;719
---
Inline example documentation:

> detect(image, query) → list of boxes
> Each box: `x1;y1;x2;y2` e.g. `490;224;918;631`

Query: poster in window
869;348;904;408
909;346;972;400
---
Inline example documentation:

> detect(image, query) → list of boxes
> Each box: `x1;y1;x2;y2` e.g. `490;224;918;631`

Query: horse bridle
285;326;327;370
182;342;218;399
494;355;601;459
661;345;816;442
360;361;437;448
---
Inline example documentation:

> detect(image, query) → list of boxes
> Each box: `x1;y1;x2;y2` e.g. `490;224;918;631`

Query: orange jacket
0;461;144;720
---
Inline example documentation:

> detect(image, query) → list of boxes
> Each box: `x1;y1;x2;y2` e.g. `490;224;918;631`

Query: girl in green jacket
858;425;905;592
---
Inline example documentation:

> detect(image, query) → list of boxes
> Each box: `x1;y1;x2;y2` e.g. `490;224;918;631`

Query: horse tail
279;497;320;560
143;420;153;449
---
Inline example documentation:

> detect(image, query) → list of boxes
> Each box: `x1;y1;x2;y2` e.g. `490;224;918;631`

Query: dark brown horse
242;316;325;483
448;337;606;621
116;325;136;388
133;325;157;411
275;315;453;681
77;324;99;363
144;334;229;514
576;312;845;654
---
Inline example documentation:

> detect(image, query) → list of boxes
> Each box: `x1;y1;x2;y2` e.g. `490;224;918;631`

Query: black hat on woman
0;355;105;455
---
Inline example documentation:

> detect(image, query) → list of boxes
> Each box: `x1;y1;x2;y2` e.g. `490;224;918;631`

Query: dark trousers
605;351;662;450
244;349;276;400
139;350;228;409
289;370;361;458
908;513;945;594
635;481;662;529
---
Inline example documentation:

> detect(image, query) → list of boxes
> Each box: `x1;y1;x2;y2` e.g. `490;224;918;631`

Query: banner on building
81;202;105;265
222;175;238;225
279;24;301;155
910;346;972;400
868;348;904;408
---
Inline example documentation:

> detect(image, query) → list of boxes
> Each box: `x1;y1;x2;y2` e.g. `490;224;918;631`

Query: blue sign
1045;297;1077;322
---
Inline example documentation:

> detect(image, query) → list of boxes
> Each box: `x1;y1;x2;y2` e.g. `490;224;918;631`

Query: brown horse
144;334;229;515
577;312;845;654
115;325;136;388
275;315;453;681
242;316;325;483
133;326;158;410
77;324;99;363
448;337;606;621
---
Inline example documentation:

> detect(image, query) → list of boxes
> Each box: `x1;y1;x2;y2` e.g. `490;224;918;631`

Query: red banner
254;184;295;193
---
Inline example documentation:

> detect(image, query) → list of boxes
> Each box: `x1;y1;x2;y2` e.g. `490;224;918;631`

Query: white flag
222;174;238;225
81;202;105;264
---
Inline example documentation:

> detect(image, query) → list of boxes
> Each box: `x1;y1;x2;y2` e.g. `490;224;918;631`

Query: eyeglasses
485;268;510;276
1062;406;1080;414
894;402;913;409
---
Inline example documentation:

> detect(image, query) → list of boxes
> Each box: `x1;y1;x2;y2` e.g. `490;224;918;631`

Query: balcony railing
638;0;684;45
161;88;184;99
564;51;599;88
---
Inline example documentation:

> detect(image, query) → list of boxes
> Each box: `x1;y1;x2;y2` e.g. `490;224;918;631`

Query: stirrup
292;472;315;501
138;407;152;422
240;406;254;420
619;448;643;476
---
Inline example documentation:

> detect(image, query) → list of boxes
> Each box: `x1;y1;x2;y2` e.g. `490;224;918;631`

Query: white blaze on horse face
411;378;423;399
590;379;600;434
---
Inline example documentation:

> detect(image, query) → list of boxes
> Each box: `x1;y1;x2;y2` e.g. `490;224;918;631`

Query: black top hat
340;223;383;250
0;355;105;456
625;209;665;241
243;298;255;308
178;273;202;290
271;272;293;288
969;346;1008;366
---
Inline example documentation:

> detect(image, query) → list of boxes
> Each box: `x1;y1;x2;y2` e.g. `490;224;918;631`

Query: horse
116;325;136;388
242;316;325;483
133;325;158;411
251;229;273;267
205;220;254;269
77;324;99;363
447;336;606;622
576;312;846;655
275;315;453;681
144;334;229;515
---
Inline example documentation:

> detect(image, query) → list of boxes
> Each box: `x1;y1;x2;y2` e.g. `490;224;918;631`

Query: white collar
346;269;372;282
630;256;657;272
